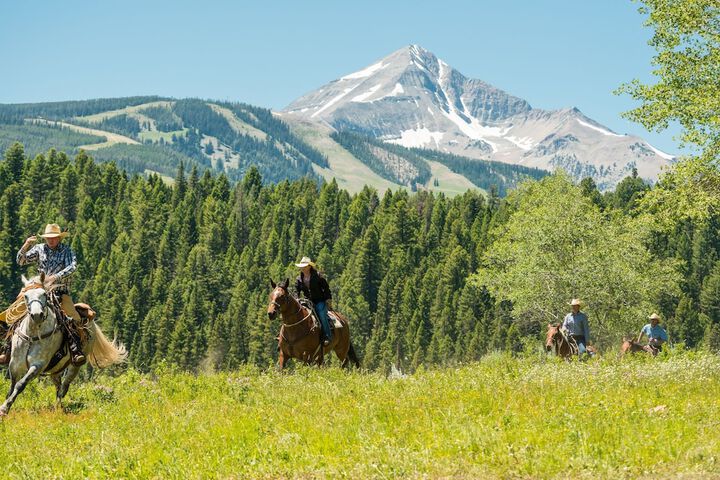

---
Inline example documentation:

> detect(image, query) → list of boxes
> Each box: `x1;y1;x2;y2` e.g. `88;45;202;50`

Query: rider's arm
319;276;332;301
53;248;77;281
16;244;40;266
295;277;304;298
583;315;590;344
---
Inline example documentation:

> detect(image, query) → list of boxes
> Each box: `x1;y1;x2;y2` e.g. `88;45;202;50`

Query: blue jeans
315;301;332;341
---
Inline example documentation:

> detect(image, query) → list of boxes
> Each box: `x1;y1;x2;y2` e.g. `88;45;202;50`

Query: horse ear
270;279;276;289
548;323;552;328
21;274;29;287
39;272;45;284
282;278;289;289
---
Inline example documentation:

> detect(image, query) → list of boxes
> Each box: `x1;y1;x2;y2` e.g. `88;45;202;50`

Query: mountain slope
0;96;545;196
283;45;674;190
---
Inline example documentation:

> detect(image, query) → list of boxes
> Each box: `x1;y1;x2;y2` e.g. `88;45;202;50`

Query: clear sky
0;0;683;154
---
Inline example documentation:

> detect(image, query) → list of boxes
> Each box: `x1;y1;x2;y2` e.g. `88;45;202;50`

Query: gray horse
0;274;127;417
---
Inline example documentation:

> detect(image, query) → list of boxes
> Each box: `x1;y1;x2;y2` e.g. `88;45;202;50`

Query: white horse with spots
0;274;127;417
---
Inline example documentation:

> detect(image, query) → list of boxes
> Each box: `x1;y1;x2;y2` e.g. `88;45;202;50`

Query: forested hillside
0;97;549;196
0;142;718;373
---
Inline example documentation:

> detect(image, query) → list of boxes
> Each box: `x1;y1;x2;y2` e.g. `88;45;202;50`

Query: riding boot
64;324;86;366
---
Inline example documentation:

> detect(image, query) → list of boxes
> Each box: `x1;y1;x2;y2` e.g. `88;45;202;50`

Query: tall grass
0;352;718;479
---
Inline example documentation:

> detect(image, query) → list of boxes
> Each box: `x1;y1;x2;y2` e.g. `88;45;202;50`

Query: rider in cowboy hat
1;224;86;365
561;298;592;356
294;256;333;346
637;313;668;355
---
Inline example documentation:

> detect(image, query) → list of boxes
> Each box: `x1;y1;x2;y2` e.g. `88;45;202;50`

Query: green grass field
0;353;718;479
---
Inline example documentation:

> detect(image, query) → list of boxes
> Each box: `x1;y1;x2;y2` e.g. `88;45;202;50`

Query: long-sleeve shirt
562;311;590;342
295;269;332;304
17;243;77;289
641;323;668;342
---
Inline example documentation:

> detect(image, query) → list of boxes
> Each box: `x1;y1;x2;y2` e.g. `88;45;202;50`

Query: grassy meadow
0;353;718;479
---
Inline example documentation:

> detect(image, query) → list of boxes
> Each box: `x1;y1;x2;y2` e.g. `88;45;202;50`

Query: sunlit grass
0;353;718;479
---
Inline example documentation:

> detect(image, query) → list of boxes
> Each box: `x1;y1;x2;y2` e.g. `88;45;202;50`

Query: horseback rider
561;298;592;356
0;224;86;366
294;257;333;346
637;313;668;355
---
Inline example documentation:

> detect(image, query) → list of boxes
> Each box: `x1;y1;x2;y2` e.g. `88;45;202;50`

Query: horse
545;323;578;359
267;278;359;370
620;337;657;358
0;274;127;417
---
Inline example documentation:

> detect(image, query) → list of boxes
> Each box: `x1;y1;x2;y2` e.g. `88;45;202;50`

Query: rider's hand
24;235;37;247
45;275;57;286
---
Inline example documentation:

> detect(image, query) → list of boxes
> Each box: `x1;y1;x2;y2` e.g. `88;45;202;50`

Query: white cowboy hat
569;298;582;306
39;224;69;239
648;313;661;320
295;256;316;268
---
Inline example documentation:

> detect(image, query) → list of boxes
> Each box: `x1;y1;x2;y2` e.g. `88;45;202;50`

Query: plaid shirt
17;243;77;289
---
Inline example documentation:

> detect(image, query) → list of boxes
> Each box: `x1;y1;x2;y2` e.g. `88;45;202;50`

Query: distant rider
561;298;592;356
637;313;668;355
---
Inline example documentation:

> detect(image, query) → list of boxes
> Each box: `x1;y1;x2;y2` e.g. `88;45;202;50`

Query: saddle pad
328;311;343;329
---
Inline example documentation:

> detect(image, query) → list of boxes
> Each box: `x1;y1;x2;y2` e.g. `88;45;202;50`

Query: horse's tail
347;341;360;369
89;322;128;368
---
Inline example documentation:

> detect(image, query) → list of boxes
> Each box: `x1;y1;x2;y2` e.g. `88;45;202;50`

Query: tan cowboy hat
295;256;316;268
40;224;69;239
569;298;582;306
648;313;661;320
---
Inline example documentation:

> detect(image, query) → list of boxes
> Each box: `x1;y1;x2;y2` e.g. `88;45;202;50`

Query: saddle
298;299;343;330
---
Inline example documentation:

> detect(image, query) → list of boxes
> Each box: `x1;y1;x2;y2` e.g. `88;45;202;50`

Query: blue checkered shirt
17;243;77;289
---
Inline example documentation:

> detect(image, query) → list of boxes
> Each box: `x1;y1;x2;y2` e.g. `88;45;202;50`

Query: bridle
18;287;60;344
271;289;310;329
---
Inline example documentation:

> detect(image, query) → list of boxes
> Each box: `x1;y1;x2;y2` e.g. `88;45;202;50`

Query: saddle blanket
328;311;343;329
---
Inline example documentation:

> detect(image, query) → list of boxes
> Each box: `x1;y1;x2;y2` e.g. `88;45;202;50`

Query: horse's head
546;323;561;351
21;273;49;326
267;278;291;321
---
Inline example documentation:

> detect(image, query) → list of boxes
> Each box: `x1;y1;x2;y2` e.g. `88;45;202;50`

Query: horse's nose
545;345;552;352
268;310;276;320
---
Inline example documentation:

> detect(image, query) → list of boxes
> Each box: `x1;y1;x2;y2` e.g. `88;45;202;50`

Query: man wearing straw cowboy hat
637;313;668;355
561;298;592;356
0;223;86;365
294;256;333;346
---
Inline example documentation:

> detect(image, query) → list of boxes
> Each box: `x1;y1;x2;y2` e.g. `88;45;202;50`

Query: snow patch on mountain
341;61;387;80
312;85;359;118
351;84;383;103
576;119;623;138
388;128;445;148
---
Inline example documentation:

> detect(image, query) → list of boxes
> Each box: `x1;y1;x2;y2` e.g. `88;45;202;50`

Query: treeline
0;142;718;374
0;123;105;158
74;114;141;138
139;106;183;132
331;131;432;187
331;130;548;194
0;96;167;124
408;146;547;196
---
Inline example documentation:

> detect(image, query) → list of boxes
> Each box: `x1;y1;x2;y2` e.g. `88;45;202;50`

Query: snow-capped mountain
283;45;674;189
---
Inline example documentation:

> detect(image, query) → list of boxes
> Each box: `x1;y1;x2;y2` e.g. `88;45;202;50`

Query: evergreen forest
1;141;718;373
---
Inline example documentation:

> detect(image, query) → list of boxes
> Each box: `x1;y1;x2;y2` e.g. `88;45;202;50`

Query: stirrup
71;353;86;366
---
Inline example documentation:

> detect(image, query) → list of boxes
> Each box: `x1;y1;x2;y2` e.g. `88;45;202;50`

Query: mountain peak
281;47;674;189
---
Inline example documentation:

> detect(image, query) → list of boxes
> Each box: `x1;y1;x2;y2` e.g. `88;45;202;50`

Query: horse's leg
277;350;287;371
58;365;81;405
0;363;43;416
50;373;63;409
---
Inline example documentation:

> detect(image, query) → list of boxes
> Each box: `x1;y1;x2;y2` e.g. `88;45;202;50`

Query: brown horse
267;278;360;370
545;323;578;359
620;337;658;357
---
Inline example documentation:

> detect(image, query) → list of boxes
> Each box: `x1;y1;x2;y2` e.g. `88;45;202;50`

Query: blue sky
0;0;682;154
